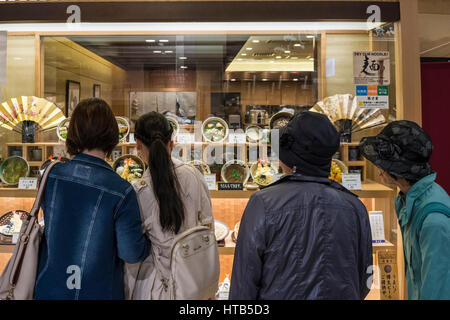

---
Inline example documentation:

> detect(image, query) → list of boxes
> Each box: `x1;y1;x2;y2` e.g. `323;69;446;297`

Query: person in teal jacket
360;120;450;300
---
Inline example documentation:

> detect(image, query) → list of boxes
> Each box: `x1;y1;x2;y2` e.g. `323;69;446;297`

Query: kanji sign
354;51;390;85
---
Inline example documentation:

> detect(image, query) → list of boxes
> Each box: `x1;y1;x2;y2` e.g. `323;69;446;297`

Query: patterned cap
359;120;433;180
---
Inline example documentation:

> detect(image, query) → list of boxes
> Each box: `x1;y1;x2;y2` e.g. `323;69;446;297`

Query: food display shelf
0;181;395;199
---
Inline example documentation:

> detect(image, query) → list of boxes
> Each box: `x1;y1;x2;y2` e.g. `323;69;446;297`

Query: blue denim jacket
34;153;150;300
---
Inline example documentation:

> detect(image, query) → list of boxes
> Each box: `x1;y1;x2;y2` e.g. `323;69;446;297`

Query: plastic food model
214;220;229;241
0;211;23;237
0;157;29;185
252;159;274;186
56;118;70;141
118;124;128;140
116;117;130;141
188;160;211;175
115;157;144;184
225;164;246;183
329;160;343;183
166;116;179;139
203;119;226;142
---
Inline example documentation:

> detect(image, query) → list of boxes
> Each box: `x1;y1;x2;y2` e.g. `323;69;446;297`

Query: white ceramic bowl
202;117;229;143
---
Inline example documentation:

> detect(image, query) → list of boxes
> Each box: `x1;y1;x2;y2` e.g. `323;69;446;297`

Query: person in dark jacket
230;111;373;300
360;121;450;300
34;98;150;300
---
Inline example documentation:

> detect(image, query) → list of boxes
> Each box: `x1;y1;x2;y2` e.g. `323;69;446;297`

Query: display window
0;0;419;301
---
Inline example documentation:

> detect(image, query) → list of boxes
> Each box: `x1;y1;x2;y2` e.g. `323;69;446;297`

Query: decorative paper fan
0;96;66;139
311;94;386;142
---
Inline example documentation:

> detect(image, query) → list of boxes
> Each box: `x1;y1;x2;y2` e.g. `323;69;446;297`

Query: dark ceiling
69;35;248;71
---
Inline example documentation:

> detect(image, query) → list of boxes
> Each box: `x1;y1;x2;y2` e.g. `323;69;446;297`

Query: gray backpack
154;225;220;300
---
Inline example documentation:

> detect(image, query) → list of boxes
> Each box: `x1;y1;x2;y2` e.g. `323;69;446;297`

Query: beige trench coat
124;158;214;300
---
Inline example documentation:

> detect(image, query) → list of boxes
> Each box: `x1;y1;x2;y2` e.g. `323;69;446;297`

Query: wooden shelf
218;241;395;256
0;181;394;199
0;245;15;254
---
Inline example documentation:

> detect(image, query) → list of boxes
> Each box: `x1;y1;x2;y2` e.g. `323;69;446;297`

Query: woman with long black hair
124;112;214;300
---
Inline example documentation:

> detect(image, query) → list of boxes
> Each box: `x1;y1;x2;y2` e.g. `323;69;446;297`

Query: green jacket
395;173;450;300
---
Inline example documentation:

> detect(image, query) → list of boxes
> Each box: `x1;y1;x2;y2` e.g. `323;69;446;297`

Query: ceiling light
237;58;243;61
153;50;162;53
276;56;282;59
291;57;298;60
262;78;268;81
306;56;311;59
309;58;315;61
294;43;301;47
159;39;169;43
252;40;260;43
284;50;291;54
241;53;247;56
179;56;187;60
246;47;253;51
145;39;155;43
164;50;173;53
180;66;188;69
306;35;315;39
293;78;299;81
270;60;275;63
230;79;237;82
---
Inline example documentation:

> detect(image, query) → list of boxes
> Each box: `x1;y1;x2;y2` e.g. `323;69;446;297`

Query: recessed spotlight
306;35;315;39
179;56;187;60
159;39;169;43
164;50;173;53
230;79;237;82
262;78;268;81
293;78;299;81
145;39;155;43
276;56;282;59
241;53;247;56
153;50;162;53
309;58;315;61
246;47;253;51
252;40;260;43
284;50;291;54
294;43;301;47
237;58;243;61
180;66;188;69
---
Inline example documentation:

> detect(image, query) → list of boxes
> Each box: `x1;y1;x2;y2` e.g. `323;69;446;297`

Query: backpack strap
414;202;450;238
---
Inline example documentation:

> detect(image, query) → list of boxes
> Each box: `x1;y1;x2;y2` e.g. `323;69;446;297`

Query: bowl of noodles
0;156;30;186
220;160;250;185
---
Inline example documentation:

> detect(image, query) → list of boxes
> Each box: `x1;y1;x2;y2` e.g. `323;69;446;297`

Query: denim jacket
34;153;150;300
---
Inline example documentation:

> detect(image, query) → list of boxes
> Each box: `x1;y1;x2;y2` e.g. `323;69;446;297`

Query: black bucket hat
279;111;341;178
359;120;433;181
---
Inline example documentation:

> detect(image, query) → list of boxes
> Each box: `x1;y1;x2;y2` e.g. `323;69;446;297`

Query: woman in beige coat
124;112;214;300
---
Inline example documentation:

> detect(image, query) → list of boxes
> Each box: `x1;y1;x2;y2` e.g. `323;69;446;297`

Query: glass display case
0;0;424;300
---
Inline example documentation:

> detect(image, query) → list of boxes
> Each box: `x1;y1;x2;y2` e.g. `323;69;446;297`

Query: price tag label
369;211;386;243
341;173;362;190
229;133;247;144
218;183;243;191
12;233;19;244
204;174;216;191
177;133;195;144
128;133;136;144
18;177;38;190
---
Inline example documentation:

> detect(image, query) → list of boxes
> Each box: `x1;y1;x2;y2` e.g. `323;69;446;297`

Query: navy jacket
34;153;150;300
230;173;373;300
